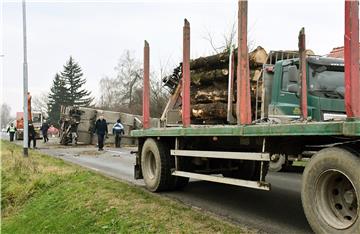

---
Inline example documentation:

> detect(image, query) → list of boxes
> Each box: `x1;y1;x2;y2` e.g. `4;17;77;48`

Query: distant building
327;44;360;58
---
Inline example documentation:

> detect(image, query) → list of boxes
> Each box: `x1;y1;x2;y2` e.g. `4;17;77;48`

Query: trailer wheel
302;147;360;233
141;138;173;192
269;154;285;172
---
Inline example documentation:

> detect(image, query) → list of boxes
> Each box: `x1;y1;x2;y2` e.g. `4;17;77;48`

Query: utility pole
22;0;29;157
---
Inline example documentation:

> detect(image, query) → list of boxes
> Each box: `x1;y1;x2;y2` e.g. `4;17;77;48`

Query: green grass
1;140;251;234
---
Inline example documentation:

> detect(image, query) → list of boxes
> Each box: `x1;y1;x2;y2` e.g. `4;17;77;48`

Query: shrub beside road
1;140;250;233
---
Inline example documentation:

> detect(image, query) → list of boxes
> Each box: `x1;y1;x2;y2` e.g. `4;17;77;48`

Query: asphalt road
2;135;312;233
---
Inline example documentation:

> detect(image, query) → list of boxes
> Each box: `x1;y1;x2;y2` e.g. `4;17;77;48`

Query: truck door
270;65;301;121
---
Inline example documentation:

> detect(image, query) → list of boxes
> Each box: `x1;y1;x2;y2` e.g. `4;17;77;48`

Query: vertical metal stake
175;138;179;170
227;48;235;123
237;0;252;125
143;40;150;129
260;138;266;182
298;28;308;120
344;0;360;118
182;19;191;127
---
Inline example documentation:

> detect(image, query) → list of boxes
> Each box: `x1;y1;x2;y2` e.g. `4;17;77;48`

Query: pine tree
61;56;93;106
47;73;69;125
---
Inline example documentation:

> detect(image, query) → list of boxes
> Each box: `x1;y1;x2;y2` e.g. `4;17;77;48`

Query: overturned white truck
59;106;158;146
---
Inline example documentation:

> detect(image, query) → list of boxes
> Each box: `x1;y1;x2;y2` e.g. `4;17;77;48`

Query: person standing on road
93;115;108;151
112;119;124;148
40;120;50;143
28;121;37;149
7;123;17;142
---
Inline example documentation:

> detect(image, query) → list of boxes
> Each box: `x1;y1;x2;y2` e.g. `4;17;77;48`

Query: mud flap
134;151;143;179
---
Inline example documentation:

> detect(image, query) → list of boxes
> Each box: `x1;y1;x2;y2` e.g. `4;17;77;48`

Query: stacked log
163;46;268;124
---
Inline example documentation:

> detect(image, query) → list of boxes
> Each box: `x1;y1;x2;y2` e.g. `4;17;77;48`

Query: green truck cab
265;56;346;122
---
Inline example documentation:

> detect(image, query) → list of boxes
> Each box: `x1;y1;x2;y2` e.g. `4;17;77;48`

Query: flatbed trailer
131;1;360;233
132;121;360;137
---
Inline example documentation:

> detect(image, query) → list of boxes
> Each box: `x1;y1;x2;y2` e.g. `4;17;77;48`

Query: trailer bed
131;120;360;137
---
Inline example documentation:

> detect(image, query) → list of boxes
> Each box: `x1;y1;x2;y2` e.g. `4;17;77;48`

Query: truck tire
302;147;360;234
141;138;173;192
269;154;285;172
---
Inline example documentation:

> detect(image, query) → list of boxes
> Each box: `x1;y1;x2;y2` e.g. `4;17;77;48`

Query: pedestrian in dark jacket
28;121;36;149
40;120;50;143
112;119;124;148
7;123;17;142
93;115;108;151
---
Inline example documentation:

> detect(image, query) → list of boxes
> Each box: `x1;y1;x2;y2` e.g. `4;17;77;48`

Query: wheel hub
271;154;280;162
145;151;156;179
316;169;359;230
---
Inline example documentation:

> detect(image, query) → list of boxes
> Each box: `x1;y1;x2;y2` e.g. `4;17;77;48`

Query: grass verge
1;140;250;233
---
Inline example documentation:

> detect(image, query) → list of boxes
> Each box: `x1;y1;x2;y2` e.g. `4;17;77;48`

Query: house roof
327;44;360;58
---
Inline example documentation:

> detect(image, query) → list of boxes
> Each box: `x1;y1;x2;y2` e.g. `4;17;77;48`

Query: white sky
1;0;346;115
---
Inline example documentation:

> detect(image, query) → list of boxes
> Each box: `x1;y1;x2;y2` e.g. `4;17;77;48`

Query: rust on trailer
237;0;252;125
182;19;191;127
143;40;150;129
344;0;360;118
298;28;308;119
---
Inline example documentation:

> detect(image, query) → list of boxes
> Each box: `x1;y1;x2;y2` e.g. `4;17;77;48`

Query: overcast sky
1;0;345;116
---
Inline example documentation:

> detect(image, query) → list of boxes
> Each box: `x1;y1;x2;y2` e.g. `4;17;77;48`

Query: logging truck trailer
131;1;360;233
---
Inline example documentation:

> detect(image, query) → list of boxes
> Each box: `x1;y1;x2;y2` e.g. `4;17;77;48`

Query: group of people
6;120;50;149
93;115;124;151
7;115;125;151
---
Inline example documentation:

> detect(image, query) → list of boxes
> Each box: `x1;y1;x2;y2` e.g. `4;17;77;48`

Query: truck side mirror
288;65;298;83
287;84;299;93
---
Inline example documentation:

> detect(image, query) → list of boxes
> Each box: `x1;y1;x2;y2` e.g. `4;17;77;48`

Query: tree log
191;103;229;120
191;69;228;85
190;82;229;104
189;46;268;71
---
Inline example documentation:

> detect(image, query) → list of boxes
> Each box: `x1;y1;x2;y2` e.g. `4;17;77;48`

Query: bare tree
98;76;119;109
98;50;143;114
1;103;12;129
149;58;171;117
114;50;143;111
32;92;49;117
150;77;168;117
98;50;171;117
203;21;237;54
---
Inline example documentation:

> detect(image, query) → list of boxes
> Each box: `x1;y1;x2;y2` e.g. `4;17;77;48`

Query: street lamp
22;0;29;157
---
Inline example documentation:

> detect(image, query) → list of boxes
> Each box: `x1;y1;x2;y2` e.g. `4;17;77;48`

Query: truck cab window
281;66;298;92
309;65;344;99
